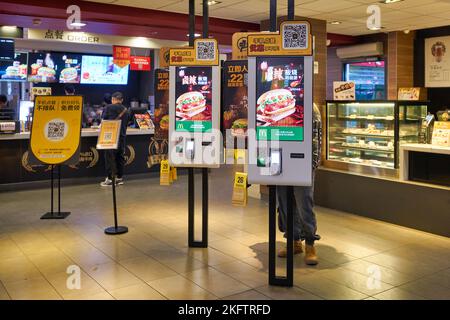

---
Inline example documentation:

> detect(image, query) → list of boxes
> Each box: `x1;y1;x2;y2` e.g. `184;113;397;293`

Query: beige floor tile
222;289;271;300
340;259;418;286
372;287;427;300
85;262;143;291
183;248;236;266
255;285;323;300
319;267;394;296
27;250;75;276
94;240;146;261
294;274;368;300
148;275;217;300
0;239;25;259
159;256;208;274
0;256;42;283
210;239;258;260
61;244;114;269
213;261;267;288
397;278;450;300
110;283;166;300
183;267;251;298
420;269;450;289
0;281;10;300
363;297;378;300
45;270;106;298
119;256;177;282
64;290;115;300
4;277;62;300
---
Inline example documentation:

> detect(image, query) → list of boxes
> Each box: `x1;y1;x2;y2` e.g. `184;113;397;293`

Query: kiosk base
105;226;128;235
40;212;71;219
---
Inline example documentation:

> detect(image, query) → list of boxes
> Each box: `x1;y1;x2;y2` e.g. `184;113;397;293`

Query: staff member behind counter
0;94;15;121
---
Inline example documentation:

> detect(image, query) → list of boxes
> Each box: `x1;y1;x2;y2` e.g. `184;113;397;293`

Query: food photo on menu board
175;67;212;132
0;52;28;81
27;52;59;83
256;57;305;141
80;55;129;85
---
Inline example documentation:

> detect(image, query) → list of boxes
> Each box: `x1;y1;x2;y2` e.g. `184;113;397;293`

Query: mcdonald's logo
177;123;184;129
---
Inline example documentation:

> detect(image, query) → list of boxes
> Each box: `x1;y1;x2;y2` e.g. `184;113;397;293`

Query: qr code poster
282;23;309;50
195;39;218;62
96;120;121;150
44;119;68;142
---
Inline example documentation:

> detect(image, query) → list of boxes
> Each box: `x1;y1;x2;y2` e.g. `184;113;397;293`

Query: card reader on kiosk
168;40;221;169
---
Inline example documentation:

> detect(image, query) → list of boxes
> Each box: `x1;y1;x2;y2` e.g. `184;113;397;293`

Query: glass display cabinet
326;101;427;170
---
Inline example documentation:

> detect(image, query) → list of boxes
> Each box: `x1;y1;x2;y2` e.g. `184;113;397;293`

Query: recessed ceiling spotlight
32;18;42;26
70;22;86;27
207;1;221;5
329;21;342;25
380;0;403;4
186;33;201;37
368;26;385;31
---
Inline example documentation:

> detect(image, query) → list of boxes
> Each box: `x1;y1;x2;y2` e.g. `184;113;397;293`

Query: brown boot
278;240;303;258
304;244;318;265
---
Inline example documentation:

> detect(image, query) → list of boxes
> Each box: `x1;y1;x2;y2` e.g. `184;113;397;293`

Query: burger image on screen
59;67;78;83
159;115;169;131
231;118;248;136
257;88;296;125
2;66;20;79
176;91;206;119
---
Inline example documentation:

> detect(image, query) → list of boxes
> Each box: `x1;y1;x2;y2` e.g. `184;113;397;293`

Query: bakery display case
326;100;427;170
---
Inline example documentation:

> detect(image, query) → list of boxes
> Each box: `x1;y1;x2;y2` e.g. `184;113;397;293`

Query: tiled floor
0;167;449;300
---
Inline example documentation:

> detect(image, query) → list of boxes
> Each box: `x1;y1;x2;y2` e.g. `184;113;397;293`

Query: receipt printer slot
269;149;282;176
185;139;195;160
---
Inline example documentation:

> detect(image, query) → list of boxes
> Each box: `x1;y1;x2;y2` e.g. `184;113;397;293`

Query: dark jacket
102;103;129;139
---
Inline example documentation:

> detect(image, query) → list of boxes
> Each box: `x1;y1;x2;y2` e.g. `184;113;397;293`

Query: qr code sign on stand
282;23;308;50
196;40;216;61
45;120;67;141
103;132;113;141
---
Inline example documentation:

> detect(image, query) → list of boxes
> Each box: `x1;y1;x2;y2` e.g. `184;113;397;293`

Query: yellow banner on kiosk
232;172;248;207
247;21;313;56
169;39;219;66
30;95;83;165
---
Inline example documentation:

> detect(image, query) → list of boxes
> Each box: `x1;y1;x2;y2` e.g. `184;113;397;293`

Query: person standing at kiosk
100;92;129;187
277;104;322;265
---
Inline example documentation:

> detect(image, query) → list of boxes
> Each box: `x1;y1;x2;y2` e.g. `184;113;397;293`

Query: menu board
80;55;129;85
425;36;450;88
222;60;248;137
28;52;61;83
0;52;27;81
58;53;82;83
174;66;212;133
154;69;169;139
255;56;305;141
0;38;14;61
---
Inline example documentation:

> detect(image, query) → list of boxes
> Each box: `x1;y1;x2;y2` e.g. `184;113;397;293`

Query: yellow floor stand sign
171;167;178;181
232;172;248;206
160;160;171;185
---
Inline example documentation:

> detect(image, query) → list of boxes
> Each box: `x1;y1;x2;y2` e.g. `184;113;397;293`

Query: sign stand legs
105;152;128;235
268;186;294;287
188;168;208;248
41;165;70;219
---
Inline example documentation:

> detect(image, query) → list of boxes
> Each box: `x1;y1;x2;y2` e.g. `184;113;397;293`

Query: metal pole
270;0;277;32
286;186;294;286
57;164;61;214
50;165;54;214
112;174;118;229
188;168;195;246
203;0;209;38
189;0;195;46
288;0;295;20
268;185;277;285
202;168;208;246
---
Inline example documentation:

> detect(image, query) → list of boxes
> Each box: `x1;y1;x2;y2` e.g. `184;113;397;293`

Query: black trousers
104;139;125;179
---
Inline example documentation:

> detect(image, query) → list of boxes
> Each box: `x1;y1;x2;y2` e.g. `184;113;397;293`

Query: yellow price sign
232;172;248;207
30;95;83;165
160;160;171;185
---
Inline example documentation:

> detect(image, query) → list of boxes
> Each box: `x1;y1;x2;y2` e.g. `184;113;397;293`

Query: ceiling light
186;33;201;37
368;26;385;31
1;26;17;31
329;21;342;25
207;1;221;5
380;0;403;4
70;22;86;27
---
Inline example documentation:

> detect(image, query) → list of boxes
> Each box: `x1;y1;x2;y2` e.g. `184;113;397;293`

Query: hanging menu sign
223;60;248;137
113;46;131;68
130;56;151;71
169;39;219;66
247;21;312;57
